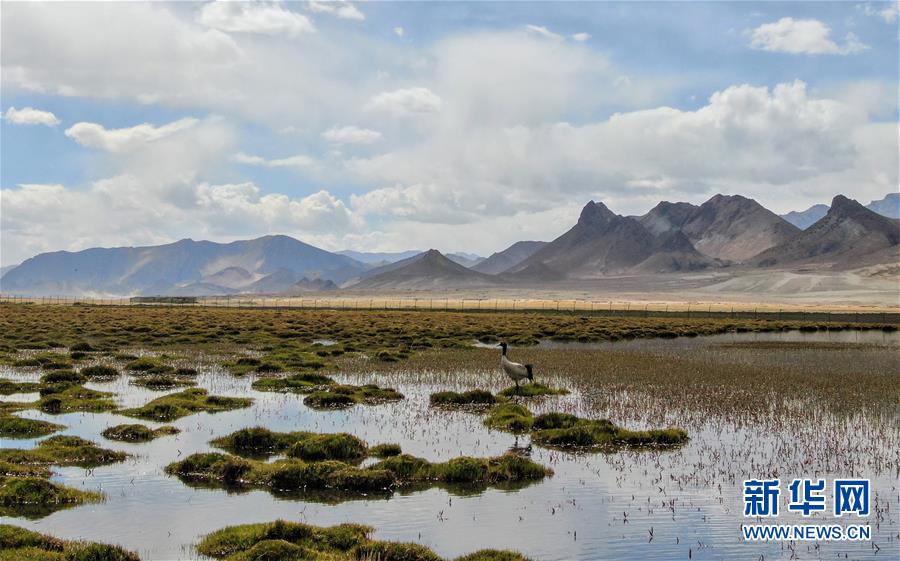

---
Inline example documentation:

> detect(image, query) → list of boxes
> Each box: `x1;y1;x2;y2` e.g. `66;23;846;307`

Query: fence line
1;294;897;324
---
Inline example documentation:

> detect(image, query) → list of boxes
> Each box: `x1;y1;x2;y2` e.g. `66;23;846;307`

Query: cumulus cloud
3;106;60;126
321;125;382;144
307;1;365;21
366;87;444;116
394;26;404;37
749;17;869;55
199;1;315;35
233;152;315;168
571;32;591;42
64;117;199;152
347;81;886;222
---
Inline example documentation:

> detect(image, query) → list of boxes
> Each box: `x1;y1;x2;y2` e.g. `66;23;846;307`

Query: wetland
0;304;897;560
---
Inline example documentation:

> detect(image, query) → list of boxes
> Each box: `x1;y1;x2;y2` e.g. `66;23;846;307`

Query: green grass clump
454;551;531;561
303;384;403;410
0;378;40;395
430;389;499;407
39;370;85;384
0;524;139;561
125;357;174;375
196;519;531;561
368;443;402;458
120;388;252;421
129;375;196;390
0;435;126;469
101;424;180;442
0;478;102;515
197;520;370;560
211;427;310;458
286;433;366;462
483;404;534;433
484;404;689;451
0;460;51;479
167;442;550;497
497;383;569;397
0;415;64;439
79;365;120;379
354;541;441;561
250;372;334;393
36;384;117;414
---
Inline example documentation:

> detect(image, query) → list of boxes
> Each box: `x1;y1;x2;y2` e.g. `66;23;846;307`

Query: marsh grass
497;383;568;397
37;384;117;414
0;478;103;518
197;519;532;561
0;414;63;439
166;447;550;498
430;389;500;407
0;435;126;469
120;388;252;421
101;424;180;442
129;374;197;390
78;364;120;379
483;404;689;450
0;524;139;561
302;384;403;409
0;378;40;395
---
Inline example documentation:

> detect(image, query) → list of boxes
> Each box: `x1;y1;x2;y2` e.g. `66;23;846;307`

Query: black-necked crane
498;342;534;388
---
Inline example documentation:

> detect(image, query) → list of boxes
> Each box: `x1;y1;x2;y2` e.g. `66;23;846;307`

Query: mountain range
780;193;899;229
2;192;897;296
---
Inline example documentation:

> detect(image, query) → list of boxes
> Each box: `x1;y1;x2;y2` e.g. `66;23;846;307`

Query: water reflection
0;330;897;561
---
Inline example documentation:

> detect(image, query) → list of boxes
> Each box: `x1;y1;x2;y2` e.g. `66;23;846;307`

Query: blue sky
1;1;898;266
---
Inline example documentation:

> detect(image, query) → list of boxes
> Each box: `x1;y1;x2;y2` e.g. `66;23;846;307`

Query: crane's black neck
500;343;507;356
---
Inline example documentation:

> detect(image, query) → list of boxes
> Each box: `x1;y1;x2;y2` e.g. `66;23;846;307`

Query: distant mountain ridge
1;235;366;296
348;249;497;289
3;192;897;296
473;241;547;274
781;193;898;229
753;195;900;269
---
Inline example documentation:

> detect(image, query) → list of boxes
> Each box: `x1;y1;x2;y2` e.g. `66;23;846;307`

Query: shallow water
1;330;898;561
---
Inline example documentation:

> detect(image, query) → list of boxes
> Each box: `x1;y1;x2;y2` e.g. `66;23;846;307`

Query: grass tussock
497;383;569;397
0;415;64;439
250;372;334;393
0;435;127;469
166;442;550;497
0;378;40;395
429;389;500;407
302;384;403;410
0;524;139;561
368;443;402;458
196;519;532;561
120;388;252;422
484;404;688;451
37;384;117;414
129;375;196;390
101;424;180;442
78;364;120;379
211;427;311;458
0;478;103;519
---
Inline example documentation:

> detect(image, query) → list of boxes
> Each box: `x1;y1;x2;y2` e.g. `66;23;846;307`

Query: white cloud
859;2;899;23
64;117;199;152
525;24;563;41
367;87;444;116
199;1;315;35
347;80;885;222
749;17;869;55
321;125;382;144
307;1;365;21
233;152;315;168
571;32;591;42
3;106;60;126
394;26;404;37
